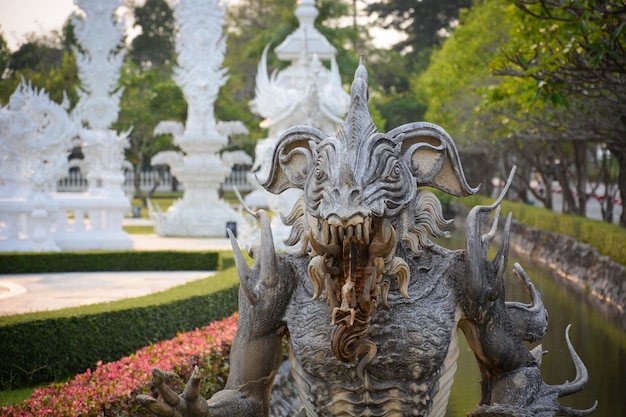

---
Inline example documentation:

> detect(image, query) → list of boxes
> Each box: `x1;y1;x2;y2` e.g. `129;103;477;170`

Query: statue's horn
551;325;598;416
506;263;547;343
256;209;278;288
337;55;378;153
227;228;257;305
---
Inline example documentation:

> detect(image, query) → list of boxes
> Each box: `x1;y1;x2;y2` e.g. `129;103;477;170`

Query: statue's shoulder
277;251;313;284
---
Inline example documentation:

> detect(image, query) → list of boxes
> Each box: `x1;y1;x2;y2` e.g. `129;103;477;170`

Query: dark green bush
0;283;238;389
0;250;240;390
0;251;220;274
457;195;626;266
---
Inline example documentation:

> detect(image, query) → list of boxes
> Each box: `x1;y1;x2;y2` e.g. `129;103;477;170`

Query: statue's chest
285;263;459;416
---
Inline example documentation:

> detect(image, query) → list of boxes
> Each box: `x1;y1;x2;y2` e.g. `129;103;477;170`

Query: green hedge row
0;274;239;390
0;250;240;390
0;251;221;274
458;195;626;266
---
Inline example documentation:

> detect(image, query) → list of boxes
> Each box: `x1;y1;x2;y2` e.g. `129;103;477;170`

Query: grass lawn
0;387;36;407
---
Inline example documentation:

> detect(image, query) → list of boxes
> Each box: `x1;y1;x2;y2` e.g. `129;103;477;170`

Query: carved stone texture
139;61;597;417
245;0;350;248
149;0;249;237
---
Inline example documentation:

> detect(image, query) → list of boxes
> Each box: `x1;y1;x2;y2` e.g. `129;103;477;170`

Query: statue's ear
388;122;479;197
261;126;327;194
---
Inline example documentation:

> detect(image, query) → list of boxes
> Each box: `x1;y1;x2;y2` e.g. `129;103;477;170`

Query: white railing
56;169;255;193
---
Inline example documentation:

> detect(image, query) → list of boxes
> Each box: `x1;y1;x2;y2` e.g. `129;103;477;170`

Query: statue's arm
459;171;596;416
139;210;296;417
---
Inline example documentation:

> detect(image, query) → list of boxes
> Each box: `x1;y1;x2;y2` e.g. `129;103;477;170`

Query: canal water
437;233;626;417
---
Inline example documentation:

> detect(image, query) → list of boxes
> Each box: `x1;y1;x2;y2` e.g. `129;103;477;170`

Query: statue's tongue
331;237;380;326
330;236;383;363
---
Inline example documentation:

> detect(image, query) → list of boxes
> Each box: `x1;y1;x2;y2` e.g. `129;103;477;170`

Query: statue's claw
228;208;278;303
464;167;516;311
546;325;598;416
506;263;548;342
137;395;183;417
138;367;211;417
468;326;597;417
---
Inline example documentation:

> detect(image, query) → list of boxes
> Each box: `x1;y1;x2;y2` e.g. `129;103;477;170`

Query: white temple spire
275;0;336;62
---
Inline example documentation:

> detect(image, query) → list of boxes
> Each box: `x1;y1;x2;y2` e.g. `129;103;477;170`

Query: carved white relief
0;81;77;196
72;0;125;130
79;128;130;181
0;81;78;252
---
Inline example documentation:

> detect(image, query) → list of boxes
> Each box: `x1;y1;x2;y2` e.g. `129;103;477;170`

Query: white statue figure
149;0;252;237
0;81;77;252
246;0;350;248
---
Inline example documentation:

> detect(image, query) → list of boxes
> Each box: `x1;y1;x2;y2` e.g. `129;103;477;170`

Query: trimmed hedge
457;195;626;266
0;251;221;274
0;271;239;390
0;250;241;390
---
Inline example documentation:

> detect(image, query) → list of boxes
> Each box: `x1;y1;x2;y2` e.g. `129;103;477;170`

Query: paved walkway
0;230;235;316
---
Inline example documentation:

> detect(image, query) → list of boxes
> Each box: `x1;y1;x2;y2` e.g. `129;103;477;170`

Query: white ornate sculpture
149;0;251;237
246;0;350;247
52;0;133;250
0;81;77;252
72;0;125;131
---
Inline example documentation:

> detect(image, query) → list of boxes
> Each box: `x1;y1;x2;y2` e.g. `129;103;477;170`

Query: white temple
245;0;350;247
0;0;133;252
149;0;251;237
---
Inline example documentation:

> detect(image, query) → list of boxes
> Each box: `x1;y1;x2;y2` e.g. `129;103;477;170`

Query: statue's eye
388;162;401;180
314;165;325;180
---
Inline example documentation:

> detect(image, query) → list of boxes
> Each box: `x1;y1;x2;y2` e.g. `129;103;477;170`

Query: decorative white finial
295;0;318;27
275;0;336;62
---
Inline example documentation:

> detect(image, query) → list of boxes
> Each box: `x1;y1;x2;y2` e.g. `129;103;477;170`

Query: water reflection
435;233;626;417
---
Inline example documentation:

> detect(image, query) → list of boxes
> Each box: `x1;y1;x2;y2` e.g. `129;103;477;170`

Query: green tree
128;0;176;70
492;0;626;225
0;28;9;78
415;0;512;197
362;0;471;131
417;0;621;220
8;41;64;74
0;16;80;106
114;63;186;205
366;0;472;56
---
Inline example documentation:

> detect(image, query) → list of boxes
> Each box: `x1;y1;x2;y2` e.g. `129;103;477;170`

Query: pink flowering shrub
1;313;238;417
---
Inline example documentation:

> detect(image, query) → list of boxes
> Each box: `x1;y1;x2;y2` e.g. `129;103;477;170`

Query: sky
0;0;402;52
0;0;79;51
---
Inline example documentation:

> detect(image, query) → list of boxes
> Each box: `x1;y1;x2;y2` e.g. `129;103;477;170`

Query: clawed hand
137;367;211;417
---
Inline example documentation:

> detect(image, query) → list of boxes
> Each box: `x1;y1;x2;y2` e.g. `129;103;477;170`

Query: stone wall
508;220;626;319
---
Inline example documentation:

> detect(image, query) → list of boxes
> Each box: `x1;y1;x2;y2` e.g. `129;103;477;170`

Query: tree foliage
415;0;512;196
0;28;10;77
128;0;176;69
417;0;624;224
366;0;472;55
490;0;626;225
363;0;472;131
0;17;79;106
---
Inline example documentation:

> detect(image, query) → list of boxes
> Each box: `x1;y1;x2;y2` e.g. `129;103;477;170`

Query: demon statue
138;60;596;417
